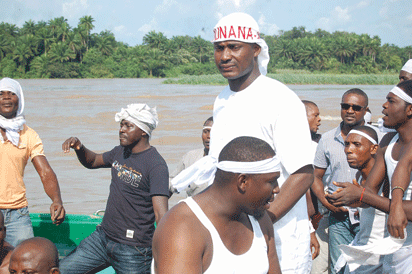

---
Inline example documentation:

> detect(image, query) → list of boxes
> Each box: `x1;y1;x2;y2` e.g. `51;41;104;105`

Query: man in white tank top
153;136;282;274
326;80;412;273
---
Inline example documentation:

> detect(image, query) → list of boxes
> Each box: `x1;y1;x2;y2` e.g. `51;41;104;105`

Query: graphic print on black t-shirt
112;160;142;187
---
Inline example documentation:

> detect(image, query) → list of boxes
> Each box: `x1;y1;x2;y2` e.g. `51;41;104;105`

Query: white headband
216;155;281;174
212;12;270;76
401;59;412;74
115;103;158;137
348;130;378;145
203;126;212;130
391;86;412;104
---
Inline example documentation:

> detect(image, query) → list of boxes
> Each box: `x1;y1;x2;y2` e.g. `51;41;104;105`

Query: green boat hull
30;213;115;274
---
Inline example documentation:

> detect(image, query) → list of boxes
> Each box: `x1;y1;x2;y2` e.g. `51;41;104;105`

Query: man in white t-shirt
172;12;314;273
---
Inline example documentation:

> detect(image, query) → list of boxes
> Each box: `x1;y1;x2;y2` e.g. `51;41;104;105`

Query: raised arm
32;155;65;225
62;137;108;169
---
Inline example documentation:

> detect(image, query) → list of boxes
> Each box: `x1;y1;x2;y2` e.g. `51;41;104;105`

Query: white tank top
385;133;412;246
183;197;269;274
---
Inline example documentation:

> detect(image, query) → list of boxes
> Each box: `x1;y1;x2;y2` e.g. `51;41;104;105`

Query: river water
17;78;393;214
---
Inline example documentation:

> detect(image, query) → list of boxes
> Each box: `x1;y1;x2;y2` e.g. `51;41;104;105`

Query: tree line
0;16;411;79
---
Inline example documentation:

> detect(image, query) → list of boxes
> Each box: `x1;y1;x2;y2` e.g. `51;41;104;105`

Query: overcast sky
1;0;411;47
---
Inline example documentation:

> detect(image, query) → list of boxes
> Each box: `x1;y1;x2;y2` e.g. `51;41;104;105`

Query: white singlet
383;133;412;273
183;197;269;274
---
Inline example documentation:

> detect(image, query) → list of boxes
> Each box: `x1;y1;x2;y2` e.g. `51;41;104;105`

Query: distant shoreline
163;72;399;86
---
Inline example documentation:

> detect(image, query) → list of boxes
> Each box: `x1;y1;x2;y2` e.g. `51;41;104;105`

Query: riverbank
163;70;399;85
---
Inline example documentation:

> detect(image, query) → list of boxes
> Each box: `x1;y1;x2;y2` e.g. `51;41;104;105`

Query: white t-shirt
211;75;314;273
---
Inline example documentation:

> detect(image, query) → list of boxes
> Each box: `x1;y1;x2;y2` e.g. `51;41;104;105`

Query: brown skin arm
310;231;320;260
267;165;314;223
153;203;207;274
62;137;108;169
32;155;65;225
311;167;347;214
306;190;316;218
152;195;168;225
259;212;281;274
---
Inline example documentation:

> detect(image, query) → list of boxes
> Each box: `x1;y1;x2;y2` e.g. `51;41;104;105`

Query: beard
251;209;266;221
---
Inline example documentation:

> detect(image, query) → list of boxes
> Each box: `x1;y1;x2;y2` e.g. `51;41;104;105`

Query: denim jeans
1;207;34;247
59;226;152;274
329;212;360;274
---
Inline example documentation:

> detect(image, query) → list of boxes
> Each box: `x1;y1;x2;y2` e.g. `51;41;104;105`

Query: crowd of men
1;11;412;274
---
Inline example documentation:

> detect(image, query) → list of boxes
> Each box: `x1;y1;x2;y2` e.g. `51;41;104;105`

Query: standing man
0;77;65;247
170;116;213;196
312;88;382;273
60;104;169;274
172;12;314;273
8;237;59;274
154;136;282;274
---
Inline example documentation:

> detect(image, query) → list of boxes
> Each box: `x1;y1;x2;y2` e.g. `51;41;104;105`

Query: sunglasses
340;103;365;112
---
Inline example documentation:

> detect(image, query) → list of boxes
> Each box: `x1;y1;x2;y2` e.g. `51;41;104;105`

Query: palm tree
191;36;210;63
79;15;95;51
36;28;55;57
13;43;33;73
48;42;75;63
22;20;36;35
143;31;168;50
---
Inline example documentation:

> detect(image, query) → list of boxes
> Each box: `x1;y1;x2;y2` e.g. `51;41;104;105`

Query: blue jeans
329;212;360;274
60;226;152;274
1;207;34;247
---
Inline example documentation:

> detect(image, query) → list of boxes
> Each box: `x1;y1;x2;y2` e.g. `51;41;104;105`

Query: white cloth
183;197;269;274
377;118;396;133
114;103;158;137
401;59;412;74
347;129;377;145
0;78;26;147
364;112;372;124
216;155;281;174
212;12;269;76
381;133;412;273
335;178;388;273
390;86;412;104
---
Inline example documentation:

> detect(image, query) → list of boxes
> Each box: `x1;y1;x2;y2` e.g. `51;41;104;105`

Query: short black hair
351;125;378;144
398;79;412;98
204;116;213;125
342;88;369;107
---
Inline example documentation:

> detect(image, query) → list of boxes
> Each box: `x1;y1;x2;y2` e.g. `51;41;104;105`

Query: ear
237;174;248;194
370;144;378;155
253;44;261;58
50;268;60;274
406;104;412;117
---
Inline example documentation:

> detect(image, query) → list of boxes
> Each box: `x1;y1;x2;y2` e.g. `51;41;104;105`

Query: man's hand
326;180;363;207
310;231;320;260
388;202;408;239
50;201;65;225
62;137;82;152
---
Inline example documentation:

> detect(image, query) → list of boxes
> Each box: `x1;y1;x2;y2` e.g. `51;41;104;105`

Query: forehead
306;104;319;114
214;40;251;47
346;133;369;144
399;70;412;81
342;93;367;105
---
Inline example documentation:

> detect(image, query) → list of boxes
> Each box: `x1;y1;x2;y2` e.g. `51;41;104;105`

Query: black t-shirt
101;146;169;246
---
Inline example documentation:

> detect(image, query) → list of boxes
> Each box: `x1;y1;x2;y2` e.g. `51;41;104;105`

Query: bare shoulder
379;132;397;148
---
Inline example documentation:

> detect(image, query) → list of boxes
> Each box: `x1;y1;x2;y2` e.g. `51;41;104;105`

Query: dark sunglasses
340;103;365;112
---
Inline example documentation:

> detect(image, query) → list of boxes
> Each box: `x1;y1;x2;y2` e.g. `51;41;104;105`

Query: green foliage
0;16;410;80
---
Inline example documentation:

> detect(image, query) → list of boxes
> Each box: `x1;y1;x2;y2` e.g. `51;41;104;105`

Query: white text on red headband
213;26;260;42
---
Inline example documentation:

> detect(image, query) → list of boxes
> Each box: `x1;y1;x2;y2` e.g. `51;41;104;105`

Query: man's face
214;41;260;80
399;70;412;83
9;251;51;274
341;94;367;128
119;120;146;147
0;90;19;119
344;133;375;170
246;171;280;220
202;120;213;150
382;92;410;129
306;105;321;134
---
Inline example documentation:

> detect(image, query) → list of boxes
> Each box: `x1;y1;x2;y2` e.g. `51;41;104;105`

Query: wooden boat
30;211;115;274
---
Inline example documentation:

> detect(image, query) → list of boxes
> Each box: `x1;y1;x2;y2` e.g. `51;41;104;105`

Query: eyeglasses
340;103;365;112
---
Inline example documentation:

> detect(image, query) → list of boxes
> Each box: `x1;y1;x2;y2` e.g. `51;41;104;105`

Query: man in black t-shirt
60;104;169;274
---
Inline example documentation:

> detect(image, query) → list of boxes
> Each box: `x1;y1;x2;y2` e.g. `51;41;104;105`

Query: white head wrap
401;59;412;74
115;104;158;137
212;12;270;76
0;77;26;146
347;129;378;145
364;112;372;124
390;86;412;104
216;155;281;174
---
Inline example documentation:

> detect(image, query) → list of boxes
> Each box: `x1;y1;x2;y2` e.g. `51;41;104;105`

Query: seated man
60;104;169;274
153;136;282;274
8;237;59;274
0;211;13;274
170;116;213;196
